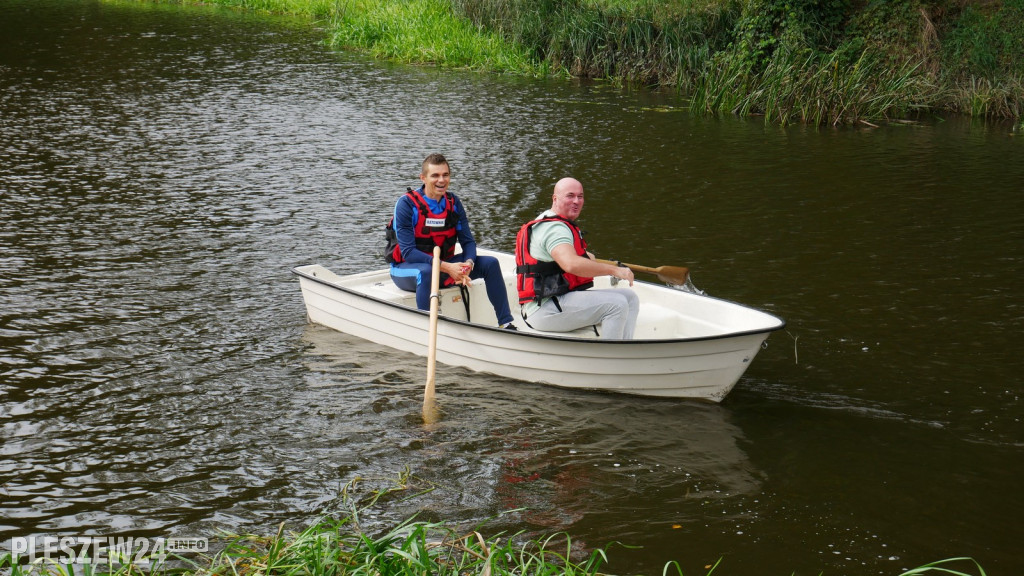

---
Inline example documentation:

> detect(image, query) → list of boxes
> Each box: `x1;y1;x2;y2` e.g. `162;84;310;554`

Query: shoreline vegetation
0;473;990;575
122;0;1022;126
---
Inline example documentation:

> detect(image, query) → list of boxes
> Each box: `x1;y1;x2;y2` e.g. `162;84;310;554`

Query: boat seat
365;278;483;320
366;280;418;304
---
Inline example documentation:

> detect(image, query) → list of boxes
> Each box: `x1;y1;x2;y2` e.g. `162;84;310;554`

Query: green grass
174;0;337;18
327;0;538;74
899;557;988;576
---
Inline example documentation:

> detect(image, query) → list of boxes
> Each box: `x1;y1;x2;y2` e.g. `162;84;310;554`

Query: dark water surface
2;1;1022;574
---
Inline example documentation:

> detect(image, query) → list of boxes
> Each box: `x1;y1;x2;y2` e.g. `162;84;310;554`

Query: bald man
514;178;639;339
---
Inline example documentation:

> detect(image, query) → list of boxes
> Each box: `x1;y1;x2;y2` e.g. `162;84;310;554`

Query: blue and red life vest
515;215;594;304
385;188;459;264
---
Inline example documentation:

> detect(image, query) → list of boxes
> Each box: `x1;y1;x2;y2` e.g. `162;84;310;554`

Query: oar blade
654;265;690;286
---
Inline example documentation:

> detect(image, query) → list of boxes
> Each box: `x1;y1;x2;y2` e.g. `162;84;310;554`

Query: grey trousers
524;288;640;339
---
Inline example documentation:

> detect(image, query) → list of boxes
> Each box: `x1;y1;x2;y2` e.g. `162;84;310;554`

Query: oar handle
594;258;652;273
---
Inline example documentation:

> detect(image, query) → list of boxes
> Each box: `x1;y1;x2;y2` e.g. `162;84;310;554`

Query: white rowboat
293;249;785;401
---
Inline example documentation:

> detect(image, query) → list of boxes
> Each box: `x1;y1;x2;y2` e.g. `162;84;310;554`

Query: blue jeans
390;254;513;326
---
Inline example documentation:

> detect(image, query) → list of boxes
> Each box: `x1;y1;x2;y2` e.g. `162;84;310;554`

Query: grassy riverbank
126;0;1023;126
0;473;989;575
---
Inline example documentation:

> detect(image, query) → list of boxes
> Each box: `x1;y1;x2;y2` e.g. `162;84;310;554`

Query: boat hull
294;250;784;401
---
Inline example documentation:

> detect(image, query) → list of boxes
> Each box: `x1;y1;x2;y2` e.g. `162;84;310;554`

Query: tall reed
946;75;1024;119
691;45;936;126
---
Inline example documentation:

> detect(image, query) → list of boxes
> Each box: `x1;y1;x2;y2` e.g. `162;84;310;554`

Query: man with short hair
515;177;639;339
387;153;516;330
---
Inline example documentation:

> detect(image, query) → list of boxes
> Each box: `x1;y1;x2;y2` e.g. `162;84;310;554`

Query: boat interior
304;264;726;340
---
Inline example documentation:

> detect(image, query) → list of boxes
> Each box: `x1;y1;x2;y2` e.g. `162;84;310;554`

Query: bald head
553;177;582;196
551;177;585;221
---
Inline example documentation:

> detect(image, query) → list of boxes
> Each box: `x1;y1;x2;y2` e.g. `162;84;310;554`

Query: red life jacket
385;188;459;264
515;215;594;304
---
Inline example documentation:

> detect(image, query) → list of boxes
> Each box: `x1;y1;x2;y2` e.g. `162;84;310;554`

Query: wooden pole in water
424;246;442;407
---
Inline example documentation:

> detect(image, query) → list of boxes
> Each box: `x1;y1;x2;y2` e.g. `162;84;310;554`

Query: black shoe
502;323;518;331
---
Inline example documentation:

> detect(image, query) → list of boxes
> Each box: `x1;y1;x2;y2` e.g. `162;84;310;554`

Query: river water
1;1;1022;574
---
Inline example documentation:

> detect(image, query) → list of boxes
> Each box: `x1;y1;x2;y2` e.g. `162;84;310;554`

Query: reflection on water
299;325;763;544
2;0;1023;574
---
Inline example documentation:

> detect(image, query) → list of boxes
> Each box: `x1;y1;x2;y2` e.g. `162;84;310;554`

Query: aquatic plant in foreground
0;471;990;576
0;472;618;576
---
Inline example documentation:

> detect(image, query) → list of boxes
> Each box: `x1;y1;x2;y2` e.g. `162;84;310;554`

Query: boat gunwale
291;265;787;344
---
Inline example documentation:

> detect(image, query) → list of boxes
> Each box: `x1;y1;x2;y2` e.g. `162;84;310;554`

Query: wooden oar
424;246;442;409
595;258;690;285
